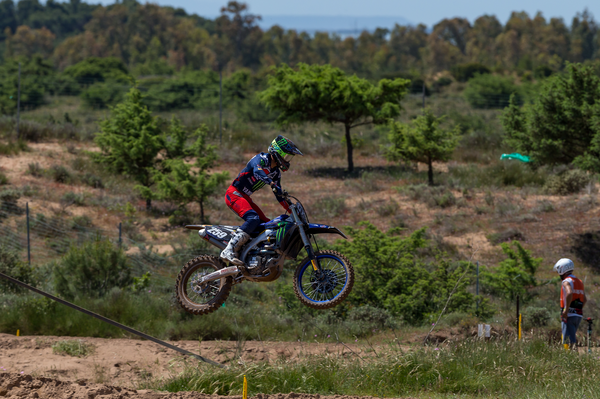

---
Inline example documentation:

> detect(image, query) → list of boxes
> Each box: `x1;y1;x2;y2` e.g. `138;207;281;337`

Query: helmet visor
283;153;294;162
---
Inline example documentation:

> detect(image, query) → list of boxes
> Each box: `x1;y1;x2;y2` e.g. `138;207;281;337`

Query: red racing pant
225;185;269;223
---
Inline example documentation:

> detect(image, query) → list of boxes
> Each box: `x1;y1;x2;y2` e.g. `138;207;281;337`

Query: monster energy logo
252;181;266;190
276;223;288;243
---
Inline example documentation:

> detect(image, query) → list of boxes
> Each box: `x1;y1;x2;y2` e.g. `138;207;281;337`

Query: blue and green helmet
268;135;303;171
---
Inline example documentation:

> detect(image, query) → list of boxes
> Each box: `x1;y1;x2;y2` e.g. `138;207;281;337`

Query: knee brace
240;210;261;234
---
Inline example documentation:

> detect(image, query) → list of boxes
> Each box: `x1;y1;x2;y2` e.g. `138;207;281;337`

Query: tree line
1;0;599;79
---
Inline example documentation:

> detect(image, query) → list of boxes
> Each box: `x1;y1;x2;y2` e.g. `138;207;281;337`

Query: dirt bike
176;190;354;315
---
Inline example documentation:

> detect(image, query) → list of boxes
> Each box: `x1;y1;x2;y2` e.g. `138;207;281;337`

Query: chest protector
560;275;585;316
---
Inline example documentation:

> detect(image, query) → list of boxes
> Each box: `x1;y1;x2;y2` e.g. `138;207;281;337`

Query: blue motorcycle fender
306;224;347;239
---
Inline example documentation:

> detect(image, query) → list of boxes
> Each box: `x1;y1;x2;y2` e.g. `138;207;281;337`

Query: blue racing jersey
231;152;286;204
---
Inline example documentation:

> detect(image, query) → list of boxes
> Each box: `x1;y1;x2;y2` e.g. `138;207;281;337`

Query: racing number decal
207;227;227;239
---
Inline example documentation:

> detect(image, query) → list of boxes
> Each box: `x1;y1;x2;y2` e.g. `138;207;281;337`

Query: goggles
282;153;294;162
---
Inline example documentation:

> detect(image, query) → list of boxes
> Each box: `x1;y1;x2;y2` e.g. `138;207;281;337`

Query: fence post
476;261;479;312
26;202;31;265
219;69;223;144
516;295;520;340
16;62;21;140
422;82;425;109
118;222;122;248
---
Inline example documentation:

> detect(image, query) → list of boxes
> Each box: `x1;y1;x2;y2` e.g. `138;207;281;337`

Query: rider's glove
271;183;284;197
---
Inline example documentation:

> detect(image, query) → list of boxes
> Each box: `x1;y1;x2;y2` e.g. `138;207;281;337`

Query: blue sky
98;0;600;27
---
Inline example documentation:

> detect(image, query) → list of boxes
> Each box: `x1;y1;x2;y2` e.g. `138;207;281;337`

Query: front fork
291;206;321;271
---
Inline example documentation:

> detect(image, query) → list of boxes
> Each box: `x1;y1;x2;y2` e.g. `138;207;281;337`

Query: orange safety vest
560;275;585;317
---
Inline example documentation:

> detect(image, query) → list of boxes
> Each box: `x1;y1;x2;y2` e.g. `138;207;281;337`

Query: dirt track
0;372;397;399
0;333;403;398
0;334;378;389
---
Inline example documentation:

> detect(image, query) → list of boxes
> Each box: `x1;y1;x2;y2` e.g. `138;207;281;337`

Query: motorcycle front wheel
293;250;354;309
176;255;232;315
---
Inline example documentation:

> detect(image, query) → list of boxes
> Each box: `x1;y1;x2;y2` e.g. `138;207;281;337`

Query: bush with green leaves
544;169;590;195
523;306;552;328
144;71;219;111
63;57;130;86
464;74;521;109
53;238;132;300
81;82;125;109
333;223;481;324
480;241;541;303
0;246;37;294
451;63;491;82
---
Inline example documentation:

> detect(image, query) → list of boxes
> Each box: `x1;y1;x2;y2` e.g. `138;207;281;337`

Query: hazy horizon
89;0;600;28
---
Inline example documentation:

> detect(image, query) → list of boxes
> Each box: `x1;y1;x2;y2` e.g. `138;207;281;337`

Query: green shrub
61;192;85;207
347;305;397;331
523;306;552;328
50;165;72;183
0;140;27;155
404;185;456;208
81;82;125;109
63;57;130;85
27;162;44;177
464;74;521;109
376;199;399;217
0;188;23;216
487;228;525;245
0;246;36;294
71;215;93;231
312;196;347;218
451;63;491;82
53;238;133;300
0;171;7;185
52;339;95;357
334;223;479;324
544;169;590;195
82;172;104;188
432;76;453;92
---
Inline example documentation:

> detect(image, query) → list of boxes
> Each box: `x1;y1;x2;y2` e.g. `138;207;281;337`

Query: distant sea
257;15;413;35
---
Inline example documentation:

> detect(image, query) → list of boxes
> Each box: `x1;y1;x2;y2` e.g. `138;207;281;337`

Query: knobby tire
293;250;354;310
176;255;232;315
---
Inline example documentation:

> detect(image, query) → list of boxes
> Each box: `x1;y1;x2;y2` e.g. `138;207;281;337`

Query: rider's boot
220;229;251;266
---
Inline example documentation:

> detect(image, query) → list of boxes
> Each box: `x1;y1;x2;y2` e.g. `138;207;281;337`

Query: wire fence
0;200;212;280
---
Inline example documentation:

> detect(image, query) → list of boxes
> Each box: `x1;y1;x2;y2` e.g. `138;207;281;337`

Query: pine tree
94;87;163;210
156;125;229;223
387;109;459;185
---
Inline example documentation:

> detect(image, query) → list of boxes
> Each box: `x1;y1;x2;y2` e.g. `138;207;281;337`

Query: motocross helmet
268;135;303;171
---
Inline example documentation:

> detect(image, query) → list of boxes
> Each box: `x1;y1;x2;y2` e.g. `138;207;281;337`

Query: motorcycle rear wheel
176;255;233;315
293;250;354;309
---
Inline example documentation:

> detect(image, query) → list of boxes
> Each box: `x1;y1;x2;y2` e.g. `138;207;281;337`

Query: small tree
259;63;409;172
156;125;229;222
502;63;600;170
387;109;459;185
95;87;164;210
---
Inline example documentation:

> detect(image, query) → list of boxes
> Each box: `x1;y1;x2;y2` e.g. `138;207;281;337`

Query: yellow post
16;330;19;337
243;375;247;399
518;314;522;341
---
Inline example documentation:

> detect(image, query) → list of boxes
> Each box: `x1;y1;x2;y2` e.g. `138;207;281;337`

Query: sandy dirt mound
0;373;400;399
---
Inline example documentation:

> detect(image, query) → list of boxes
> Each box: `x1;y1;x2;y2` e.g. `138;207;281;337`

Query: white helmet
553;258;574;275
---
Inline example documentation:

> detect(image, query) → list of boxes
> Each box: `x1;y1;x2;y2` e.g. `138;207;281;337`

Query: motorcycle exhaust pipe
199;266;240;284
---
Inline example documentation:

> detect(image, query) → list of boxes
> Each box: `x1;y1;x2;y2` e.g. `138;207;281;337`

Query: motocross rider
220;135;303;266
